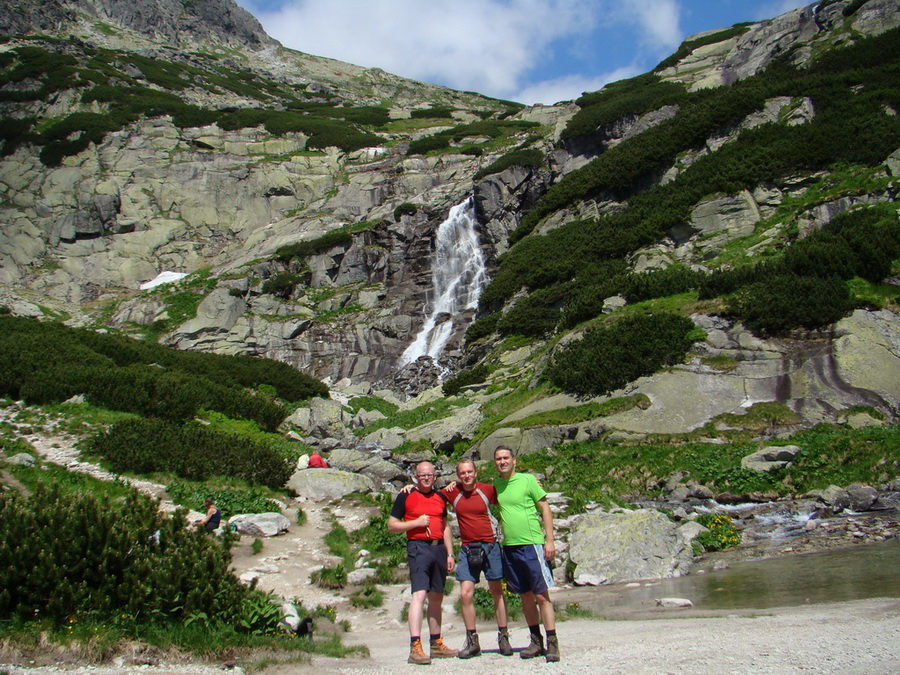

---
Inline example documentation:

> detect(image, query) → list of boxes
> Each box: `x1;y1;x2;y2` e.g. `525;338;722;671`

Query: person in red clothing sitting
388;461;457;665
307;451;328;468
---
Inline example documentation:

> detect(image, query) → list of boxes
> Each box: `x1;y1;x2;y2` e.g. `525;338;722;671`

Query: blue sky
237;1;812;105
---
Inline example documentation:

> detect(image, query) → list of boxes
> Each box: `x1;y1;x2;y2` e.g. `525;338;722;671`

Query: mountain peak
0;0;274;50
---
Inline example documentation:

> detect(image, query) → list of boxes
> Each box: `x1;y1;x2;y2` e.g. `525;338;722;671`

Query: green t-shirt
494;472;547;545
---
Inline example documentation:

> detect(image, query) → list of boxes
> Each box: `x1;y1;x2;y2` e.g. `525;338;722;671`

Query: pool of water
560;538;900;617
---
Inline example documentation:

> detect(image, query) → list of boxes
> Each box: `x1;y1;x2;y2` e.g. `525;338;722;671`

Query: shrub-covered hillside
465;24;900;397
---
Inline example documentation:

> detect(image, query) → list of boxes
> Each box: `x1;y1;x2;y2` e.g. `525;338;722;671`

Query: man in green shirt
493;445;560;662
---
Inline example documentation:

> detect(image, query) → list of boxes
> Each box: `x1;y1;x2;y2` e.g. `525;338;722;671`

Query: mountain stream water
561;502;900;619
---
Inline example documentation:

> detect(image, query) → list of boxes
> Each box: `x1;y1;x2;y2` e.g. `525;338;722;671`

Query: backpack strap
453;487;502;542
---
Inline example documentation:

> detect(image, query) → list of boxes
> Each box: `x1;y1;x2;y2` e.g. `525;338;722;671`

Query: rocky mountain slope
1;0;899;444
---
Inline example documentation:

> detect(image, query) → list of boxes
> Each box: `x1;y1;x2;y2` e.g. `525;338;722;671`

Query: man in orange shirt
388;461;457;665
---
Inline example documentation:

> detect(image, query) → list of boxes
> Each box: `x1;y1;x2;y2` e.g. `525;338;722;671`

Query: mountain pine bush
546;313;698;396
88;417;293;489
0;484;269;629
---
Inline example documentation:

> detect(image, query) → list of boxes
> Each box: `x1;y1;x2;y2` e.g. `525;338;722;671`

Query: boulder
229;512;291;538
815;485;851;513
284;397;354;441
287;468;378;502
327;447;408;484
406;403;483;453
846;483;878;512
741;444;800;472
567;509;694;584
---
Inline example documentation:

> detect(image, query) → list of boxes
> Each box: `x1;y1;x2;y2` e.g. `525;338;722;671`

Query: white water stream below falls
399;197;487;369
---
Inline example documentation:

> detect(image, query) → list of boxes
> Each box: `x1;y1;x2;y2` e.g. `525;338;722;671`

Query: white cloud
514;66;642;106
618;0;683;51
244;0;596;97
240;0;688;103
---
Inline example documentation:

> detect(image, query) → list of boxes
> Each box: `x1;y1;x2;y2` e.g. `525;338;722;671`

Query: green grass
514;423;900;513
508;394;650;428
356;398;470;436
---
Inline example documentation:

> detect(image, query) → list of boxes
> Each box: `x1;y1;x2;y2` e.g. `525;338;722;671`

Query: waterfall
399;197;487;369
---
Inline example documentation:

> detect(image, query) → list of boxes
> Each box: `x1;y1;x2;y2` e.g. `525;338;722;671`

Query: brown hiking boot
408;638;431;665
498;629;513;656
430;636;458;658
457;633;481;659
519;632;545;659
545;635;560;662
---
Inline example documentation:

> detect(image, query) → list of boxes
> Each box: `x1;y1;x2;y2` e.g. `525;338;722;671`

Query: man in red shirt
446;459;512;659
388;461;457;665
403;459;513;658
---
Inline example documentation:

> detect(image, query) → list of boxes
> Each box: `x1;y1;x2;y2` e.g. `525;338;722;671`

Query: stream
561;538;900;618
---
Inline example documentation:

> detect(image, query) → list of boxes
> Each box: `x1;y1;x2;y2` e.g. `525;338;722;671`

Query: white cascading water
399;197;487;369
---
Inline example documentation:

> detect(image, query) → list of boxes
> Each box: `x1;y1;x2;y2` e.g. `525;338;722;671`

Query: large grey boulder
846;483;879;512
406;403;483;453
472;425;579;459
567;510;694;584
287;468;377;502
229;512;291;538
284;398;354;442
327;447;408;485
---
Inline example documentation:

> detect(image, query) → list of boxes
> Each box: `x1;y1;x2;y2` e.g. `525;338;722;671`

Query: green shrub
695;513;741;551
407;134;450;154
349;582;384;608
545;313;698;397
311;564;347;590
166;480;277;519
0;315;328;408
442;364;491;396
88;417;293;489
464;313;500;343
411;107;455;119
473;148;544;181
393;202;418;220
261;272;304;299
727;274;854;337
0;484;261;628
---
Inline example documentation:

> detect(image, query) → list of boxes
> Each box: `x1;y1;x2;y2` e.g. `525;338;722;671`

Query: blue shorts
407;540;449;594
501;544;554;595
456;541;503;583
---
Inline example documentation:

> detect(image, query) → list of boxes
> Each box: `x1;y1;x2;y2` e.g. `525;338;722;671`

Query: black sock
529;624;541;638
467;629;477;637
546;629;557;638
430;633;441;643
411;636;420;644
498;626;508;633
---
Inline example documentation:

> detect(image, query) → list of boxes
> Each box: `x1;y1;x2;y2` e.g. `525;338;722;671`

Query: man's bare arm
537;498;556;560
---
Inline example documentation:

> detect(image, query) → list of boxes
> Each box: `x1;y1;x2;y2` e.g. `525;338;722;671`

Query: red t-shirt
444;482;497;544
390;489;449;541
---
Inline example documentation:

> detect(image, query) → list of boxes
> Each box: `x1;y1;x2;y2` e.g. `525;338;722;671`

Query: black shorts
407;539;449;594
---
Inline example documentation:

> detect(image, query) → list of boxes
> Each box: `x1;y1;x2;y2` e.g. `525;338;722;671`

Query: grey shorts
456;541;503;583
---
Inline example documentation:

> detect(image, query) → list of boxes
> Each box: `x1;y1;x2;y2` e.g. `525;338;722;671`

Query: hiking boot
457;633;481;659
498;629;513;656
519;632;545;659
408;638;431;665
430;636;458;658
545;635;560;662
